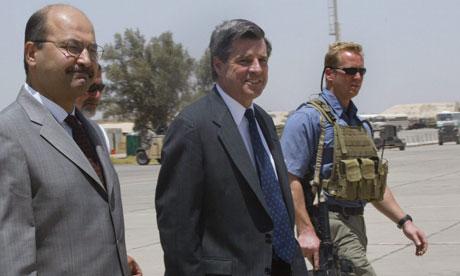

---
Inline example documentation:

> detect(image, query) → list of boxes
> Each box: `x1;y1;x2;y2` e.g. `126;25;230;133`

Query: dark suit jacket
156;87;308;275
0;87;129;276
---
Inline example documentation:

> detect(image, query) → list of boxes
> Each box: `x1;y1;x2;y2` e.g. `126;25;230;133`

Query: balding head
24;5;94;75
24;4;99;112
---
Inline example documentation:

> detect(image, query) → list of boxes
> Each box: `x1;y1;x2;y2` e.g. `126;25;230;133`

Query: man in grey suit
0;5;135;275
156;19;308;275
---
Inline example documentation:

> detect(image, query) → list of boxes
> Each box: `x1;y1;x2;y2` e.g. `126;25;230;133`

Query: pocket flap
204;257;232;275
360;158;376;180
340;159;361;182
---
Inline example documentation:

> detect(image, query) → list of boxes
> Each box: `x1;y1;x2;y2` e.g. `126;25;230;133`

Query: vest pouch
375;159;389;201
336;159;361;200
322;178;337;197
359;158;377;200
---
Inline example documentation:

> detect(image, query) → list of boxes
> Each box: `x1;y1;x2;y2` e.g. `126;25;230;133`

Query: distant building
95;120;135;154
96;121;134;134
381;102;460;128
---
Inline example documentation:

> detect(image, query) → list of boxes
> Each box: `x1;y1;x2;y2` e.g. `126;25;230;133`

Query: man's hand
372;187;428;257
297;230;321;270
288;173;322;270
402;221;428;256
127;255;143;276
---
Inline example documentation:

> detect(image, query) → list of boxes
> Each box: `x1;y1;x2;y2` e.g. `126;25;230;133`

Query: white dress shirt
216;84;278;178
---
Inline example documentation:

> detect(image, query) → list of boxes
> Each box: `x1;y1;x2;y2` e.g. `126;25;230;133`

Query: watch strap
397;214;413;229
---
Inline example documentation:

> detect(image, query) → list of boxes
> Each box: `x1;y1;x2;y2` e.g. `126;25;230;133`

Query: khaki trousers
329;211;377;276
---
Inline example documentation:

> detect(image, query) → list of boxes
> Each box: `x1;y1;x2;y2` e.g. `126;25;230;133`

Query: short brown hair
324;42;363;67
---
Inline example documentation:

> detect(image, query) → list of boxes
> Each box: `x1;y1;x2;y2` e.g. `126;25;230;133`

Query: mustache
83;99;99;106
66;66;94;79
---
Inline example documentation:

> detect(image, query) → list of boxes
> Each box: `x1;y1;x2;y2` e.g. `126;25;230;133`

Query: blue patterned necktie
244;108;296;264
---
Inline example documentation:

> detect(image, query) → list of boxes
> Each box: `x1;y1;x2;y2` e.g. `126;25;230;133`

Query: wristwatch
397;214;412;229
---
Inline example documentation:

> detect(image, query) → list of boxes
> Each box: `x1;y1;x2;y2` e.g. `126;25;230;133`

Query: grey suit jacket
0;86;129;276
156;87;308;276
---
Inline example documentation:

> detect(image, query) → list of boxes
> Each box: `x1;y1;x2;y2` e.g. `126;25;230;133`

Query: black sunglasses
329;66;366;76
88;83;105;93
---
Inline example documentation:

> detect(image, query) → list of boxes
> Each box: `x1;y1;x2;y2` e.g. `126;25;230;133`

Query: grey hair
209;19;272;80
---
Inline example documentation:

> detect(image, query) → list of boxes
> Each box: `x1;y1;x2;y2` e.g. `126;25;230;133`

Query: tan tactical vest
307;99;388;202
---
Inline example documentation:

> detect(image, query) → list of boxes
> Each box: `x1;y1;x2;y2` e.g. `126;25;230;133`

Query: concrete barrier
398;129;438;146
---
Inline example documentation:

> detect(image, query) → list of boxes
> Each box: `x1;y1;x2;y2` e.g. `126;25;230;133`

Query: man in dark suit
0;5;138;275
156;19;308;276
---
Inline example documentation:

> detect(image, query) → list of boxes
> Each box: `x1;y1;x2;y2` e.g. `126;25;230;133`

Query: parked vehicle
438;124;459;145
373;124;406;150
372;114;409;131
136;135;165;165
436;111;460;128
408;118;428;130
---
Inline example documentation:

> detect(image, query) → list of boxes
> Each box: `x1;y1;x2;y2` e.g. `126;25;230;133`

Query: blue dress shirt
281;89;371;208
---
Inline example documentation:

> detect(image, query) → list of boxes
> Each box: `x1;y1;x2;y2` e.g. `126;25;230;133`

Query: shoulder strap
311;111;326;205
307;98;336;125
304;99;331;205
308;98;348;156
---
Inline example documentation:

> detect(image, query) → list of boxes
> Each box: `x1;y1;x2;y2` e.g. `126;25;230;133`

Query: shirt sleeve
281;107;321;179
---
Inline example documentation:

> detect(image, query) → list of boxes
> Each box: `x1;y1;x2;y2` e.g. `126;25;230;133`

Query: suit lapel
18;87;106;192
76;110;112;196
210;89;269;212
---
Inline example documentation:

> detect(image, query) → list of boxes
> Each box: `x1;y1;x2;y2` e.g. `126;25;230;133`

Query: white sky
1;0;459;114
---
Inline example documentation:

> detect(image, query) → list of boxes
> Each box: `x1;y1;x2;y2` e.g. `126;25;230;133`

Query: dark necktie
244;108;296;264
65;115;105;186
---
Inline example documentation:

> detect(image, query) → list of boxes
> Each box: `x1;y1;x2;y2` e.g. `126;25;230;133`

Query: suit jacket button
265;267;271;275
265;233;272;243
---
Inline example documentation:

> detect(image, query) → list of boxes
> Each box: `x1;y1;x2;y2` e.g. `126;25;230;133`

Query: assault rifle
307;200;354;275
303;98;354;275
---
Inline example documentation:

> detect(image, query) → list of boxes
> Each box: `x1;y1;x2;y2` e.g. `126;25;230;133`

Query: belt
328;205;364;216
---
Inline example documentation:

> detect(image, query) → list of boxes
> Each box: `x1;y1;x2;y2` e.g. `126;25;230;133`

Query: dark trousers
271;258;291;276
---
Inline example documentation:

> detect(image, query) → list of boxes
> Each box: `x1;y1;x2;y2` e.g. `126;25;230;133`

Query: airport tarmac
117;143;460;275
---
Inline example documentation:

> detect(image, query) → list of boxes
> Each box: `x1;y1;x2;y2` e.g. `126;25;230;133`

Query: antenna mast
328;0;340;42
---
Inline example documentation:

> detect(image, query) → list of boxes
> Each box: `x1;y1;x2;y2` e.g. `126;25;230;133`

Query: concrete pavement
116;143;460;275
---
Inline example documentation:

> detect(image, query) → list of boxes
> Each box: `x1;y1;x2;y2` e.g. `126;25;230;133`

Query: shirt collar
321;88;359;121
24;83;76;124
216;83;254;125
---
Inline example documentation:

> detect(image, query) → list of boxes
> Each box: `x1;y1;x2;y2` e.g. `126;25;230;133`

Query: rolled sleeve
281;107;321;179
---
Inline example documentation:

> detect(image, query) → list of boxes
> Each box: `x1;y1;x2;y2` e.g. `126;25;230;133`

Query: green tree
101;29;194;138
178;48;213;109
195;49;213;97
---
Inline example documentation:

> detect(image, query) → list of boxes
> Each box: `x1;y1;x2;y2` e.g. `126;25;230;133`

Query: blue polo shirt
281;89;371;208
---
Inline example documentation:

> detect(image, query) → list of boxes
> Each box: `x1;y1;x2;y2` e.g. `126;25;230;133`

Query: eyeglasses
329;66;366;76
33;39;104;61
88;83;105;93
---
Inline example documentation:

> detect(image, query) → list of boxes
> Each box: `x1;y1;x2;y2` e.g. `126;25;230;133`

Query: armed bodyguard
281;42;428;275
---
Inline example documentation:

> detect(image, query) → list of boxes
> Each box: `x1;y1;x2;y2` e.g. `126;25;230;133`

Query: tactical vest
307;98;388;201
